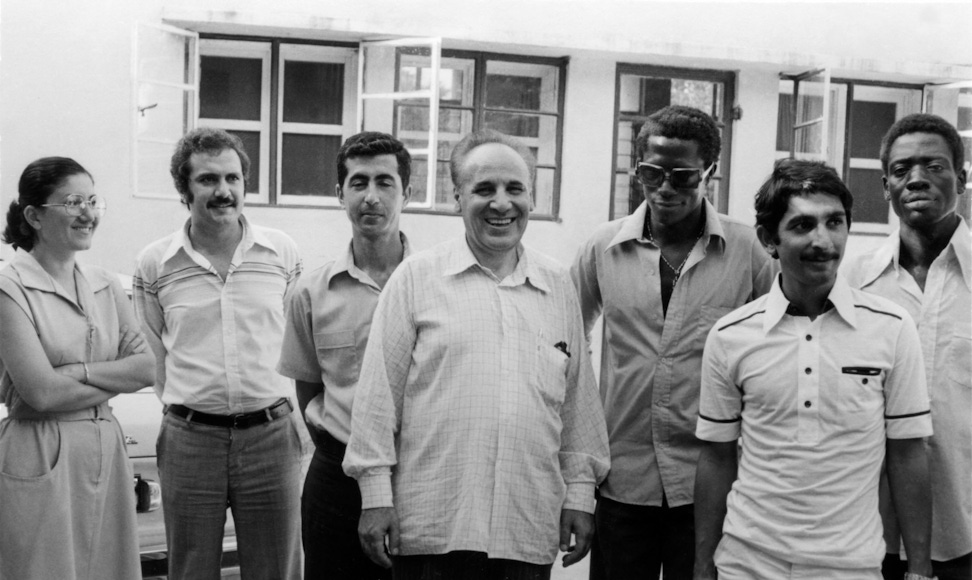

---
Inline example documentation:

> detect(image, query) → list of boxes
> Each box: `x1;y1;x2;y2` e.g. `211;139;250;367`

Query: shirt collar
161;215;271;264
606;198;726;252
948;216;972;290
858;216;972;291
9;251;109;295
763;273;857;334
327;232;412;286
443;237;550;293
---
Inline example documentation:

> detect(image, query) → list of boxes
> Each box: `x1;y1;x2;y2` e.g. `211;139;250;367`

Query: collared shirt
277;234;411;444
844;218;972;562
697;275;933;569
0;252;128;416
343;238;610;565
133;216;302;414
571;199;776;506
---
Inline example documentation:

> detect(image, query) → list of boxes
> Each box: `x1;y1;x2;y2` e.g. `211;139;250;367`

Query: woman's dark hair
2;157;92;251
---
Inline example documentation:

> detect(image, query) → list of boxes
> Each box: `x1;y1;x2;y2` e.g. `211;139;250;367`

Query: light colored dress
0;252;140;580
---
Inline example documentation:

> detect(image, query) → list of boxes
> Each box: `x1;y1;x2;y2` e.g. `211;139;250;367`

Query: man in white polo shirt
693;159;935;580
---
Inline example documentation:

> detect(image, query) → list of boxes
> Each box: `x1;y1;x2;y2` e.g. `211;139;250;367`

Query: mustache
801;250;839;261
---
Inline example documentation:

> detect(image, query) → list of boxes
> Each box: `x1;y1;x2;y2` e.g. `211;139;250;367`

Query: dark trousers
302;428;392;580
590;496;695;580
882;551;972;580
393;551;552;580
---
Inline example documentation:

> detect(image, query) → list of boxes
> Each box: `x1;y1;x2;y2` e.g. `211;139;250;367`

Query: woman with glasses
0;157;155;580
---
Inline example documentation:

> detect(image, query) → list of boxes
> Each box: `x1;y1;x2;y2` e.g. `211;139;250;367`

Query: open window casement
133;22;198;199
924;81;972;217
358;37;442;209
783;68;838;168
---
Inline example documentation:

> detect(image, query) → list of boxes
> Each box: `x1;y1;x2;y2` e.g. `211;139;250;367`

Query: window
391;50;566;218
776;80;922;231
611;64;735;220
198;38;356;206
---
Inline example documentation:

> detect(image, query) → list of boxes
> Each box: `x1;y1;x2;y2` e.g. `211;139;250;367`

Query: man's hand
118;325;148;358
358;506;400;569
559;508;594;567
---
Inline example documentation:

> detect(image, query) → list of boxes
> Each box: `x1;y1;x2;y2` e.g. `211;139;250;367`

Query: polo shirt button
804;401;812;408
806;334;812;341
862;378;869;385
805;367;812;375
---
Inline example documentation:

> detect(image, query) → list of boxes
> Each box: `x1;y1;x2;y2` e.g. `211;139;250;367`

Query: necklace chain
645;218;706;288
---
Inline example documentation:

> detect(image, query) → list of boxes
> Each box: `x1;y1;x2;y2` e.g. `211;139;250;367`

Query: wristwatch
903;572;938;580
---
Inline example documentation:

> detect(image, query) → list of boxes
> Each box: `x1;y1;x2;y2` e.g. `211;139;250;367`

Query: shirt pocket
314;329;359;388
0;419;61;480
532;341;569;408
839;366;885;416
947;334;971;388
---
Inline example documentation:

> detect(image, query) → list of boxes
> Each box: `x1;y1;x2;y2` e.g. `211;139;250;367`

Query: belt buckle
232;413;244;429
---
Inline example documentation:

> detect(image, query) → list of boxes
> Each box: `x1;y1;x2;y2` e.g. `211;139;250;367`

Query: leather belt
167;398;292;429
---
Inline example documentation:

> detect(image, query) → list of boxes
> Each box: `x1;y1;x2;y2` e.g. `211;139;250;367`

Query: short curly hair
170;127;250;204
636;105;722;168
337;132;412;188
880;113;965;174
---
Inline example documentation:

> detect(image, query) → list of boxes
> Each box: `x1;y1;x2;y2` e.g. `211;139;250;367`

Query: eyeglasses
636;163;713;189
41;194;108;217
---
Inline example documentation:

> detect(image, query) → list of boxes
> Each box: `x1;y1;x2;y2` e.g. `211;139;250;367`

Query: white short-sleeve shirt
697;275;932;569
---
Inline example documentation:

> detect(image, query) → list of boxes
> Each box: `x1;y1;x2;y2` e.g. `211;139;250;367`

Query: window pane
408;159;453;207
281;134;341;197
484;112;558;165
398;106;472;135
534;167;555;215
225;130;261;195
486;61;559;113
777;92;795;151
283;61;344;125
200;56;262;121
848;168;888;224
850;100;896;159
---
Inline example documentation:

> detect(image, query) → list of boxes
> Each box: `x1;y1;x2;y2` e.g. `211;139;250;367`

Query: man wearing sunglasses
571;105;776;580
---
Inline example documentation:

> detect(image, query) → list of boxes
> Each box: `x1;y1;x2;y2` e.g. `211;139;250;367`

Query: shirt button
805;334;812;341
805;367;812;375
804;401;812;408
862;378;869;385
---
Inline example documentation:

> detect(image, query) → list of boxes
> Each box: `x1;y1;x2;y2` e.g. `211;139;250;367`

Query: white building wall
3;0;969;274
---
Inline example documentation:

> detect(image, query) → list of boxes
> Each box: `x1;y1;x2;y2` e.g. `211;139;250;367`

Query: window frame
610;63;736;220
197;34;358;208
392;49;568;220
776;77;924;234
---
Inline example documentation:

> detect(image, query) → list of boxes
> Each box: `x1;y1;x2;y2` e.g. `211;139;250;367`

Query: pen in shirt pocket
554;341;571;358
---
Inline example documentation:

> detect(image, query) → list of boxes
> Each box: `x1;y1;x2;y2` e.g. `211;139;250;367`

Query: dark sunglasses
636;163;713;189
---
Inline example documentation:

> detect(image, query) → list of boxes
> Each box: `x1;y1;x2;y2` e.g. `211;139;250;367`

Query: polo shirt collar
443;237;550;293
763;273;857;333
161;215;270;264
328;232;412;287
606;198;726;252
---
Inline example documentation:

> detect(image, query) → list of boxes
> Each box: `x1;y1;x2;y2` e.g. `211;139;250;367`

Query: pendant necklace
645;218;706;288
